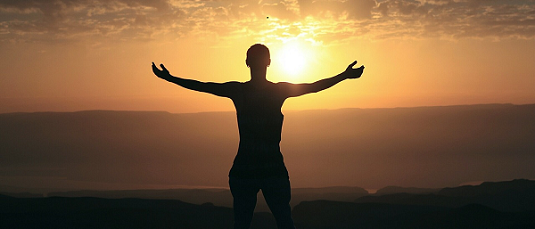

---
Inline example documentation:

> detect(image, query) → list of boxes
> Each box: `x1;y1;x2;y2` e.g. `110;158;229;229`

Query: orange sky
1;0;535;113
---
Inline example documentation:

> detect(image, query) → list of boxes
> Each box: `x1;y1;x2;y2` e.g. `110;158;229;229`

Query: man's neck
249;66;268;83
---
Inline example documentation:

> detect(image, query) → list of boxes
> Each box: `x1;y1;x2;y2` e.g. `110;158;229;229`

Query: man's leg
261;178;295;229
229;177;260;229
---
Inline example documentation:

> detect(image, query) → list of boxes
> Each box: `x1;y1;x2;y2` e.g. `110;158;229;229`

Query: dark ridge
0;196;276;229
357;179;535;212
438;179;535;197
293;200;535;229
0;192;43;198
376;186;440;195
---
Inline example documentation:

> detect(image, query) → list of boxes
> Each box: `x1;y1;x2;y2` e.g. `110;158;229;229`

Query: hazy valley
1;103;534;191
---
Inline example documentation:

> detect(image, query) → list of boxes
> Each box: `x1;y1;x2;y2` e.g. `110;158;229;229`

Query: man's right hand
152;62;172;79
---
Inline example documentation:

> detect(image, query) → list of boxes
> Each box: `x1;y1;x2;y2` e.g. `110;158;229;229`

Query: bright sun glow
276;43;308;77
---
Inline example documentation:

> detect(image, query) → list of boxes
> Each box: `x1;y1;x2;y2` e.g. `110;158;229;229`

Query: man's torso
228;81;289;178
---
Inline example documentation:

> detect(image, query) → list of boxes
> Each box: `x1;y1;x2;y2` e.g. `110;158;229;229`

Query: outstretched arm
152;62;237;97
282;61;365;97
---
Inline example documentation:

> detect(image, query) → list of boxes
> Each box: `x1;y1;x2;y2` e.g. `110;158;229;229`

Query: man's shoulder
224;81;243;85
275;81;297;86
220;81;244;88
275;81;297;91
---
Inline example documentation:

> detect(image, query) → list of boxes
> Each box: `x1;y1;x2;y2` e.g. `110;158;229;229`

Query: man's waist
231;161;286;170
238;139;280;149
229;162;289;179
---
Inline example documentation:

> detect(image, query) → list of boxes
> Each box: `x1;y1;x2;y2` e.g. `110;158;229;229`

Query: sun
276;43;308;78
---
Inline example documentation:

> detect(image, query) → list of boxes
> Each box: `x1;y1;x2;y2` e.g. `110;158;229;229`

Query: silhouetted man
152;44;364;229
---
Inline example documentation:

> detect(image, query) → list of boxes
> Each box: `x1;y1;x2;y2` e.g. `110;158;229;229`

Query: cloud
0;0;534;44
0;0;178;43
298;0;376;19
373;0;535;39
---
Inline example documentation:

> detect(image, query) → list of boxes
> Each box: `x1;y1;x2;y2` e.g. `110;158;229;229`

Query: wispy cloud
1;0;534;44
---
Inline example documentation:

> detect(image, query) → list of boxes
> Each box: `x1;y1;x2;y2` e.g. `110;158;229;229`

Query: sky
1;0;535;114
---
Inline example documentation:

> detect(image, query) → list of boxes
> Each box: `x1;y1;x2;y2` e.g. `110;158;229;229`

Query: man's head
246;44;271;68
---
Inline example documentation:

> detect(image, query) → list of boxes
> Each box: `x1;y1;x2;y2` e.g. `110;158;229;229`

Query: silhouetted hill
0;196;276;229
1;104;535;190
293;200;445;229
292;186;368;203
46;186;368;212
0;194;14;199
438;179;535;197
356;179;535;212
292;200;535;229
0;192;43;198
356;193;465;209
375;186;439;195
3;179;535;228
48;188;233;207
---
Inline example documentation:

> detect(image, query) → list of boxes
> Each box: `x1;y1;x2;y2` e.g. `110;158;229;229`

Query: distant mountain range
357;179;535;212
295;179;535;228
2;179;535;228
1;103;534;191
1;186;369;213
375;186;440;195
